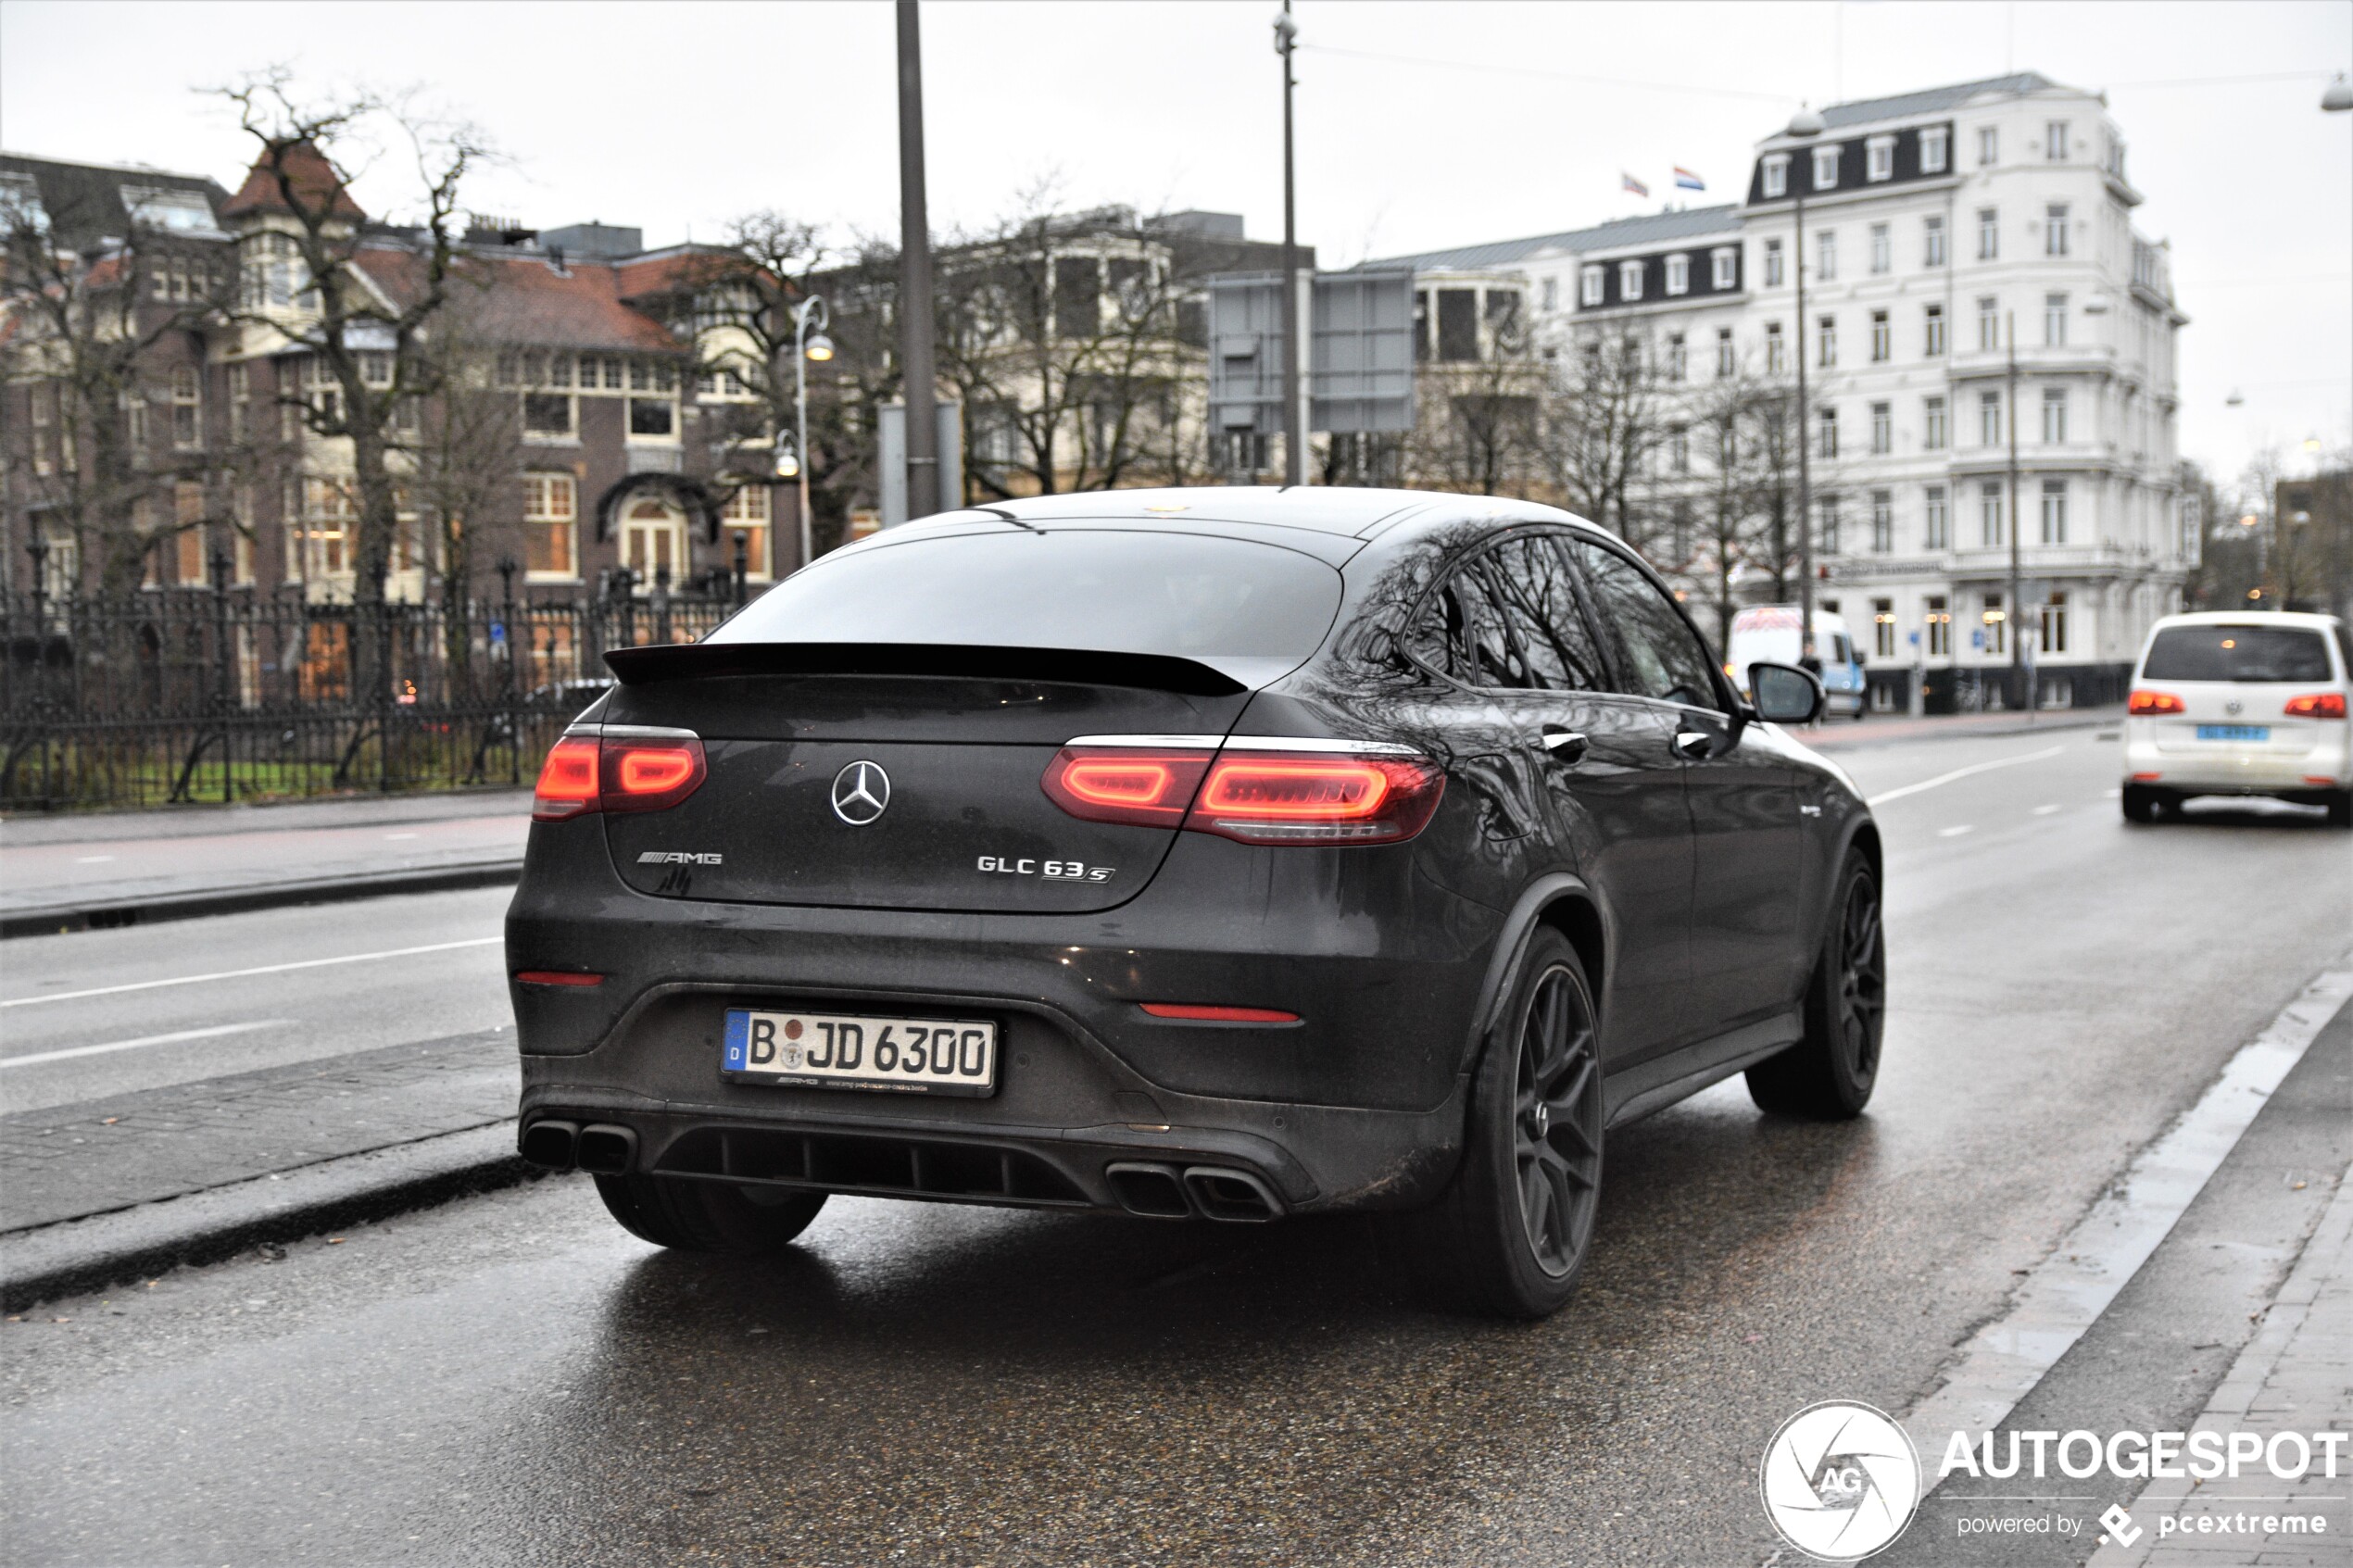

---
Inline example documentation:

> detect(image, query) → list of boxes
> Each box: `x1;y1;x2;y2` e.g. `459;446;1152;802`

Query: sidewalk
0;789;530;935
1804;703;2122;752
0;1027;528;1310
2090;1164;2353;1566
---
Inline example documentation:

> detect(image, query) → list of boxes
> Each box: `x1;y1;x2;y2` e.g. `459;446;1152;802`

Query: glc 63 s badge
976;855;1114;883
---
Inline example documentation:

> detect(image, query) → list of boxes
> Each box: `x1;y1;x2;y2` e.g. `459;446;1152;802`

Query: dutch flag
1674;166;1705;191
1621;172;1650;197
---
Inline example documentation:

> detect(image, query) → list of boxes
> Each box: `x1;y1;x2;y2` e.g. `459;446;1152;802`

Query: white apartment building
1368;73;2192;711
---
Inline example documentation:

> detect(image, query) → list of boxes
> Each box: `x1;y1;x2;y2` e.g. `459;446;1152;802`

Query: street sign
1206;270;1415;436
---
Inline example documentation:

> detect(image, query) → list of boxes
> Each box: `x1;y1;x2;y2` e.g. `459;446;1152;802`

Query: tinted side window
1405;536;1608;692
2140;624;2333;684
1572;540;1721;708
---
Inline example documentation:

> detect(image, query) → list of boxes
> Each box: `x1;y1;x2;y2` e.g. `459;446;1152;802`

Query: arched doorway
619;495;690;588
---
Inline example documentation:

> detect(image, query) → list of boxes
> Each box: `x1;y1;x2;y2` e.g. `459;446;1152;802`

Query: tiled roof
1357;204;1742;273
1818;72;2062;130
0;154;232;251
359;247;683;353
220;141;367;221
613;248;735;299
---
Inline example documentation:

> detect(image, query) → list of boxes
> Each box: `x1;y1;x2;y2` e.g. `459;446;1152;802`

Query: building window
1869;310;1890;363
1867;136;1896;182
522;473;577;580
298;477;356;577
1980;391;2003;446
1541;275;1558;312
1618;260;1643;301
227;361;250;441
1818;314;1837;368
2040;591;2069;653
621;496;690;585
522;393;574;439
2042;387;2068;444
1978;295;2001;351
1924;395;1948;450
1870;401;1891;453
1870;492;1893;552
2041;480;2069;543
1716;327;1736;377
1762;154;1789;198
1812;144;1840;191
1764;239;1784;287
172;480;208;584
1670;424;1690;472
1924;215;1946;267
1580;265;1604;307
359;351;393;388
1766;321;1786;374
1711;246;1736;289
1665;254;1690;295
1977;207;1998;260
1872;598;1897;657
1667;332;1687;381
1926;594;1952;655
1924;304;1946;357
1818;493;1842;555
2045;120;2070;161
170;364;201;449
1920;125;1950;173
2045;292;2068;346
721;484;774;581
1816;230;1837;282
1818;407;1839;459
1869;223;1891;274
1980;482;2005;547
1924;485;1949;548
1982;592;2007;656
2045;203;2070;257
1977;126;1998;166
627;398;676;439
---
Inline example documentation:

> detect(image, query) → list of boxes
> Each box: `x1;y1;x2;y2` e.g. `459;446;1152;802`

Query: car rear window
709;530;1342;663
2140;624;2334;684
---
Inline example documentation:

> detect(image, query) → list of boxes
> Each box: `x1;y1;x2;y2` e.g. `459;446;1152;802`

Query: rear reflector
1139;1003;1302;1022
1042;745;1445;845
533;732;707;821
2307;776;2342;786
2128;689;2185;716
515;971;605;987
2131;771;2163;782
2284;692;2347;719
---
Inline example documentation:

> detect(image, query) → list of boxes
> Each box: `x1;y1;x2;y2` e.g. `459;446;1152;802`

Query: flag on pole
1621;172;1650;197
1673;166;1706;191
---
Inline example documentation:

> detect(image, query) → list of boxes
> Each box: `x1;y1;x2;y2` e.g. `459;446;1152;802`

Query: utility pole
2006;308;2024;711
1276;1;1305;486
896;0;940;517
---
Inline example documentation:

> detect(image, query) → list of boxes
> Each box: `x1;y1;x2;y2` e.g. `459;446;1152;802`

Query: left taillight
533;732;706;822
1042;745;1445;847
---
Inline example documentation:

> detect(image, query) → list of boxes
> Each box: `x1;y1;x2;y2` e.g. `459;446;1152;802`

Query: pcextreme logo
1760;1400;1923;1562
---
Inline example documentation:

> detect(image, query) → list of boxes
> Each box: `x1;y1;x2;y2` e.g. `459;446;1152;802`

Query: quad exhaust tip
519;1119;579;1170
1105;1161;1192;1219
573;1123;638;1176
1105;1161;1284;1222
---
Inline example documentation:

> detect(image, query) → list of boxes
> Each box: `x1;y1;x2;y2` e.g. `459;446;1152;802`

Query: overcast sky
4;0;2347;483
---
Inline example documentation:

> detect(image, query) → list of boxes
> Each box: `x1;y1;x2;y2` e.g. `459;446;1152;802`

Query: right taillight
2284;692;2347;719
1043;744;1445;846
2128;689;2185;716
533;732;707;822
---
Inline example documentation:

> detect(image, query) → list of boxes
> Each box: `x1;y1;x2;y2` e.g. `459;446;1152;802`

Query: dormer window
1866;136;1895;182
1919;126;1949;173
1665;254;1690;295
1618;259;1644;302
1762;154;1790;198
1711;246;1737;288
1812;145;1840;191
1580;264;1604;307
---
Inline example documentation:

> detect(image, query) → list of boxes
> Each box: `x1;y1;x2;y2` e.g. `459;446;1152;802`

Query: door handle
1541;727;1590;764
1673;729;1714;761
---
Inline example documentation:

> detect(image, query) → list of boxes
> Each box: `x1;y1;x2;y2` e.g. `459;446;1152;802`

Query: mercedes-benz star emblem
831;760;891;825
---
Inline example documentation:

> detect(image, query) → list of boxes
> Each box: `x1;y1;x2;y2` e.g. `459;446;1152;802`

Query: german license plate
2196;724;2269;742
722;1008;996;1097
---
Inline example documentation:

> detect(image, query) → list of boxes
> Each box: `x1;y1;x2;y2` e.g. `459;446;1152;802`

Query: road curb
1807;709;2121;753
0;859;523;940
0;1121;539;1312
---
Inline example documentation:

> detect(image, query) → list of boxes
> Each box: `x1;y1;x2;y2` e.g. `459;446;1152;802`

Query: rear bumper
2123;720;2352;794
506;818;1502;1216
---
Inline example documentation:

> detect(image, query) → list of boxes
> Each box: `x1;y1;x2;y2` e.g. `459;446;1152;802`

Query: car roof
2147;610;2345;630
927;486;1589;542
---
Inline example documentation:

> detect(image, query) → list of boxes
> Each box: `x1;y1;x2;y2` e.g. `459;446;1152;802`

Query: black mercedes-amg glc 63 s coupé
507;488;1883;1317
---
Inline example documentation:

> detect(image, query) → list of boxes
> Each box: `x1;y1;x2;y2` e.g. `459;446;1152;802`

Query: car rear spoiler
602;641;1248;696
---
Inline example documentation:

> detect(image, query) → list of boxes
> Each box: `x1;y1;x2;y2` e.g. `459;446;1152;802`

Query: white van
2121;610;2352;826
1727;607;1869;721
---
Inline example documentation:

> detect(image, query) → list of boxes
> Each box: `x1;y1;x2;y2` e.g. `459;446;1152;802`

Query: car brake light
532;732;707;822
1042;744;1447;845
2284;692;2347;719
1041;748;1213;827
2128;689;2184;715
1139;1003;1302;1022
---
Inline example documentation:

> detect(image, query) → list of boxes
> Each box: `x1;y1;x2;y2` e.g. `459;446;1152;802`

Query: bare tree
1536;326;1669;545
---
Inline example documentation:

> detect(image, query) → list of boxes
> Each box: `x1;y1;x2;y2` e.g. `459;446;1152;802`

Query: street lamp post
1786;106;1823;668
1275;2;1304;486
2006;307;2026;711
782;295;833;571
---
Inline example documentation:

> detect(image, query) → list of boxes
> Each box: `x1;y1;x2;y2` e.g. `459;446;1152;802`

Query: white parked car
2121;610;2352;827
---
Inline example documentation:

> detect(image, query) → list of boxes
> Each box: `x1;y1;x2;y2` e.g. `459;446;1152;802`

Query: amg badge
638;851;724;866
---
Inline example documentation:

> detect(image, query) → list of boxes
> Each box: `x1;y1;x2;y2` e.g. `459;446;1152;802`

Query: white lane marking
1865;745;2068;807
1;1019;293;1070
74;855;116;863
384;833;421;840
0;937;503;1010
1938;824;1975;838
1900;964;2353;1461
2032;804;2061;816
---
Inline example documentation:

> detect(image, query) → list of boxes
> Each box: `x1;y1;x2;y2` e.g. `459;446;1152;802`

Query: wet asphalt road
4;728;2349;1567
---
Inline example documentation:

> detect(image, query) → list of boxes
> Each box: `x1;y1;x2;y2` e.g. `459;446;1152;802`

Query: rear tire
2328;789;2353;830
2121;784;2163;824
595;1173;828;1254
1393;930;1604;1319
1747;852;1884;1120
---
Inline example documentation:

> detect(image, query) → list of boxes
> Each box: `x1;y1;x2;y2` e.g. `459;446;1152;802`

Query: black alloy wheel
1747;852;1884;1120
1396;929;1604;1319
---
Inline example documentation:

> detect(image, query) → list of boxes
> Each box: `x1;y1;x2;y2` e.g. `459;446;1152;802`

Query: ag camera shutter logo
1760;1400;1922;1561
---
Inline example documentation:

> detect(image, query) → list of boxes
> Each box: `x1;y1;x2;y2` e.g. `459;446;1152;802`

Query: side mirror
1750;660;1826;725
